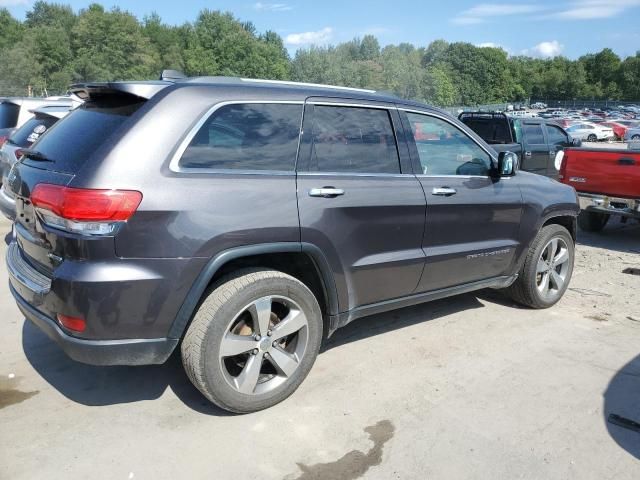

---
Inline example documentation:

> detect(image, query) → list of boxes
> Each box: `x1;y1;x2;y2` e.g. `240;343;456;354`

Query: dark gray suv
5;77;579;412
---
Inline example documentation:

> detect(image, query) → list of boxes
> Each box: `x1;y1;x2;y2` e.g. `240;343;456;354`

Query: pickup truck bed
560;146;640;231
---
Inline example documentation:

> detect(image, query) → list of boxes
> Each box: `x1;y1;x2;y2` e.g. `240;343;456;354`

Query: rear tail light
57;314;86;332
14;149;23;160
0;136;6;148
31;184;142;235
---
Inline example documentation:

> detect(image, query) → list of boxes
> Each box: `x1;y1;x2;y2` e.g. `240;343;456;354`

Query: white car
565;122;615;142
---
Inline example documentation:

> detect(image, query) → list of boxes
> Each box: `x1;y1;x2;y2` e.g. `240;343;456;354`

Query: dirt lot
0;215;639;480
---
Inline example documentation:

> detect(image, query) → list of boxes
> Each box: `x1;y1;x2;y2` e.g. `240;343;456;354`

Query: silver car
0;105;75;219
624;126;640;142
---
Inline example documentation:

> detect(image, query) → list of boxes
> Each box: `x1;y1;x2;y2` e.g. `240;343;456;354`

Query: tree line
1;2;639;106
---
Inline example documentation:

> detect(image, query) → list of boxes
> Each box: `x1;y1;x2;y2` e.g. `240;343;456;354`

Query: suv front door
400;109;523;293
296;100;426;312
545;123;572;179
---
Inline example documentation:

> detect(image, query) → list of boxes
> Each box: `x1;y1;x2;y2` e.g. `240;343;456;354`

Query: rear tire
577;210;609;232
181;268;323;413
632;134;640;141
505;224;574;309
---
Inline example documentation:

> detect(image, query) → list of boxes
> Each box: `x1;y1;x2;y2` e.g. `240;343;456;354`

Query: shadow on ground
22;292;490;412
604;353;640;460
577;221;640;254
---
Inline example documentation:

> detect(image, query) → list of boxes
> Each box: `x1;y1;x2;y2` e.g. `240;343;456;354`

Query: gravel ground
0;216;639;480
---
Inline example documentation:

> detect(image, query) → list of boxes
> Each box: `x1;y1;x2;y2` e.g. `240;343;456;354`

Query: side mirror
497;151;518;177
571;137;582;147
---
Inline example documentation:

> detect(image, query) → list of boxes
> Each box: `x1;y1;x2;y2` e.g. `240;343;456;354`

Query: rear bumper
10;283;177;365
578;193;640;218
5;239;201;365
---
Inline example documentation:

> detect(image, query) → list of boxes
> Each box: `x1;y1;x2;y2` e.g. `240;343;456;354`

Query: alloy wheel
218;295;309;395
536;237;570;300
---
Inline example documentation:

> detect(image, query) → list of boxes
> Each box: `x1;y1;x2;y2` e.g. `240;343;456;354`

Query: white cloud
253;2;292;12
0;0;29;6
453;3;546;24
476;42;501;48
555;0;640;19
522;40;564;58
285;27;333;46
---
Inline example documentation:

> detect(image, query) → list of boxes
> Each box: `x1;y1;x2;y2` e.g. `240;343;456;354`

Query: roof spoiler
68;81;170;101
160;70;186;81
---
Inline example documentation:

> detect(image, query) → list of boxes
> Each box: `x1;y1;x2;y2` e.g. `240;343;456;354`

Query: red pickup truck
559;146;640;231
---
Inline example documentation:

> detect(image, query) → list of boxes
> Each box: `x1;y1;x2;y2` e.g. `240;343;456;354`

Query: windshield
8;116;59;148
0;102;20;129
21;97;144;174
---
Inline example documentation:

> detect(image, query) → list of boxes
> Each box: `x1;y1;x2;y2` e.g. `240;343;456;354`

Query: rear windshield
0;102;20;129
22;97;144;173
8;116;58;148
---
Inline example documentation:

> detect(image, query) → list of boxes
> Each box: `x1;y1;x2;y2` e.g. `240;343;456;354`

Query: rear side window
523;123;545;144
8;116;58;147
22;98;144;174
179;103;303;171
309;106;400;174
0;102;20;129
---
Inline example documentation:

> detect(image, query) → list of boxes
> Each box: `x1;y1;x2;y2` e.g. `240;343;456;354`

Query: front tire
587;134;597;142
505;225;574;309
181;268;323;413
577;210;609;232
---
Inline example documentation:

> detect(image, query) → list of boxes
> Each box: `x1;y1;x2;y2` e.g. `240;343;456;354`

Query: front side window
309;106;400;174
179;103;303;171
523;123;545;144
547;125;569;146
406;112;492;176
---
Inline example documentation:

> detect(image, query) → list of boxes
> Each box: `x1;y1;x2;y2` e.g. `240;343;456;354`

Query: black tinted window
179;103;302;171
547;125;568;146
0;102;20;129
407;112;492;176
309;106;400;174
9;116;58;147
22;98;143;174
523;123;545;144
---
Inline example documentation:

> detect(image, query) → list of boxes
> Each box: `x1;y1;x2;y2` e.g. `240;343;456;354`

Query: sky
2;0;640;58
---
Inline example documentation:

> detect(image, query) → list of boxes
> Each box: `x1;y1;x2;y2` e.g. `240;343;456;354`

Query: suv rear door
399;108;522;292
296;99;426;312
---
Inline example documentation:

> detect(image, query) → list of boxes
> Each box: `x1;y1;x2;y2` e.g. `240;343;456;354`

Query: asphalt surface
1;215;639;480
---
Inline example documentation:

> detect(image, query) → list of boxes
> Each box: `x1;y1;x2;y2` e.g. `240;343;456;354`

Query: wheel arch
168;243;340;340
541;213;577;242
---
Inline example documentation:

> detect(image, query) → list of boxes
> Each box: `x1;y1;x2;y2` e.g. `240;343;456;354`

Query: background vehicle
565;122;614;142
624;126;640;141
559;146;640;231
0;97;78;147
0;105;75;219
459;111;578;177
600;121;628;140
6;77;579;413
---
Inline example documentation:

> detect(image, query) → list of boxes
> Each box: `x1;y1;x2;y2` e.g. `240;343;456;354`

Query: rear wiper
21;149;54;162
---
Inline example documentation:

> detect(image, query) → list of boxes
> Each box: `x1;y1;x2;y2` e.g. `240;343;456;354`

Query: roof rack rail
240;78;376;94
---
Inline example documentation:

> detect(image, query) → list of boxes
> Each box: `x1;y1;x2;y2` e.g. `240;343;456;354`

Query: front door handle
309;187;345;198
524;151;532;157
432;187;457;196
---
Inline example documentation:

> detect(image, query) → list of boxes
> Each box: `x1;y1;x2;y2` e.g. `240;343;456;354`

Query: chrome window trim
298;172;411;178
169;100;305;174
307;101;397;109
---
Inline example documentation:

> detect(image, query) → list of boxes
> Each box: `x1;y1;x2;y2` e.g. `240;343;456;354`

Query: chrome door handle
309;187;345;198
432;187;457;196
524;151;532;157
